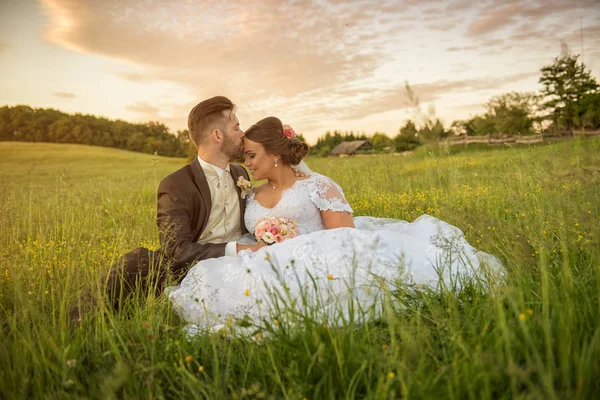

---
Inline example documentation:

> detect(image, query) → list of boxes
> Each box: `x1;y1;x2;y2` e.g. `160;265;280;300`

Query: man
70;96;262;322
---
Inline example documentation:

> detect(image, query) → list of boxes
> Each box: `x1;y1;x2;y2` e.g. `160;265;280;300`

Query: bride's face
244;138;277;181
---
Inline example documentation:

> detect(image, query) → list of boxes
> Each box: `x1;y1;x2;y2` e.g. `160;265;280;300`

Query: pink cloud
34;0;600;139
468;4;524;36
53;92;76;98
125;102;159;116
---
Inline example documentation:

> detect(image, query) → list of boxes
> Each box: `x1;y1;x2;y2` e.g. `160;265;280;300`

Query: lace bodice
244;173;353;236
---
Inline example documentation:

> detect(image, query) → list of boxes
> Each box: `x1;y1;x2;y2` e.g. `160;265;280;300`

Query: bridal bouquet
254;216;299;244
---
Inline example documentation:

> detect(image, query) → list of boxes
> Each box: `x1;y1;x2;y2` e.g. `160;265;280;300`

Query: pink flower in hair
282;124;296;140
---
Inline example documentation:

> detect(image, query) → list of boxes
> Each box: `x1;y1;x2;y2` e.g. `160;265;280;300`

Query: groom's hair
188;96;236;147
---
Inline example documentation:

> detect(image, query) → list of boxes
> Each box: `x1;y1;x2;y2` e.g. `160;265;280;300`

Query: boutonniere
236;176;252;199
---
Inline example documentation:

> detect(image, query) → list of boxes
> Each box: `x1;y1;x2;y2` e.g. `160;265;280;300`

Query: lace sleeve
308;174;353;213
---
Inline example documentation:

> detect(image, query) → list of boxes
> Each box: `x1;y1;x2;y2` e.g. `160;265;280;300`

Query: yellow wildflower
388;371;395;379
244;289;250;296
519;313;526;321
185;355;192;363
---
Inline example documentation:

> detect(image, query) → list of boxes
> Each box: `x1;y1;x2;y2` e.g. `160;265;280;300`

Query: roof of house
330;140;373;155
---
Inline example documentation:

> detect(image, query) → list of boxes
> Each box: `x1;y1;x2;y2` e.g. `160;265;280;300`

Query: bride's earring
274;158;278;167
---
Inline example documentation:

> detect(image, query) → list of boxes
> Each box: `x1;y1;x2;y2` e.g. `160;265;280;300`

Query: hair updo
244;117;309;165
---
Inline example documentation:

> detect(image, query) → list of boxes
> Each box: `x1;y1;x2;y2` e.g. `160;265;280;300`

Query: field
1;140;599;399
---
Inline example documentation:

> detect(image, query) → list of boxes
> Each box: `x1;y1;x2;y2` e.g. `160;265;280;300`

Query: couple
71;96;502;331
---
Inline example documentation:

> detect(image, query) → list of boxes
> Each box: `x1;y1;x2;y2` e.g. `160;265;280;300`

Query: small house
329;140;374;156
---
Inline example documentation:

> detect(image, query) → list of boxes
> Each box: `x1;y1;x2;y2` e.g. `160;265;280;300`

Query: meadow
0;139;599;399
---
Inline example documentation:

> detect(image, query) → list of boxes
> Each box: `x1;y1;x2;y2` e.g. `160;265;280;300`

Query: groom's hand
236;243;265;253
292;167;306;178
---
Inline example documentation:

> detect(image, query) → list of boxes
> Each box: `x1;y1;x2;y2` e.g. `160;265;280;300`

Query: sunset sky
1;0;599;143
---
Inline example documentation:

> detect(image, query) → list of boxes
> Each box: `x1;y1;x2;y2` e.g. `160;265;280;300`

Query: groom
70;96;262;322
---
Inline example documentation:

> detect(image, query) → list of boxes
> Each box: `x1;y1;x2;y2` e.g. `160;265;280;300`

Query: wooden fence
444;130;600;147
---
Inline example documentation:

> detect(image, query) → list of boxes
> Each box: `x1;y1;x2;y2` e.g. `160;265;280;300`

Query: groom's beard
222;133;244;162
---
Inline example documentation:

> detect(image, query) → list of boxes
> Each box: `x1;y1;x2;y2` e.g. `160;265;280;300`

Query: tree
579;92;600;129
539;52;599;132
465;115;497;136
295;133;306;143
371;132;393;151
486;92;540;135
450;120;467;136
394;120;421;152
418;118;448;141
0;105;189;157
177;129;197;160
398;120;418;138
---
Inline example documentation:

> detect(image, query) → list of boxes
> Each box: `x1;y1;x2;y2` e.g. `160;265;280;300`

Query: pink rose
274;234;283;243
254;221;267;238
269;224;281;236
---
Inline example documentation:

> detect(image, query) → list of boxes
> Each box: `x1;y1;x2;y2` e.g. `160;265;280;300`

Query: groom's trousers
69;247;186;322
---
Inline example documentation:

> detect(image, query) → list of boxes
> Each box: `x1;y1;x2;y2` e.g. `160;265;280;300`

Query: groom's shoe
68;289;99;328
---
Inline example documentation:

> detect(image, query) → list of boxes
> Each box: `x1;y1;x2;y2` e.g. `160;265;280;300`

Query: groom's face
220;111;245;161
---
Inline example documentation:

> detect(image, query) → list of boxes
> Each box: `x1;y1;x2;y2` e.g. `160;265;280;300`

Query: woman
167;117;502;333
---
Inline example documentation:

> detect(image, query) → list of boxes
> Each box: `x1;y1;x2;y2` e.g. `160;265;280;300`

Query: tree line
1;49;598;157
0;106;190;157
310;49;600;154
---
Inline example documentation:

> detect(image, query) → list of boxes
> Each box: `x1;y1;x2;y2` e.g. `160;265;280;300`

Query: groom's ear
211;128;223;143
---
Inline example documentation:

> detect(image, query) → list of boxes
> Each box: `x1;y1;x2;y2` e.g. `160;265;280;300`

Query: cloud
38;0;422;134
40;0;388;101
467;0;600;38
36;0;600;139
53;91;76;98
482;38;504;47
125;101;160;116
447;45;477;52
426;23;456;32
445;0;474;12
467;4;524;36
258;71;542;124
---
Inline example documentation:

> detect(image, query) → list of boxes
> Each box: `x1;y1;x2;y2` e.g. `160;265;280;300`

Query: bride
167;117;502;333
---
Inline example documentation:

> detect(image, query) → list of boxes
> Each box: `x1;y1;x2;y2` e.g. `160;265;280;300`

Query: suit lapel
229;164;248;234
189;158;211;230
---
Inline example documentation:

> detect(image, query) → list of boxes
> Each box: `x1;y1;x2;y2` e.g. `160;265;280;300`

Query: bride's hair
244;117;309;165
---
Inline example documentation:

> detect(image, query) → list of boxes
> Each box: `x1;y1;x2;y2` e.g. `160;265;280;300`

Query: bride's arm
311;175;355;229
321;209;355;229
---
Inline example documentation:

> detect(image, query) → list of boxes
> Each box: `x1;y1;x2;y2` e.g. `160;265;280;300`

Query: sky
1;0;599;144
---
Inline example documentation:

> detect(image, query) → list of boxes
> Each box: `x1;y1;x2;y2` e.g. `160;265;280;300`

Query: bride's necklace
268;177;294;190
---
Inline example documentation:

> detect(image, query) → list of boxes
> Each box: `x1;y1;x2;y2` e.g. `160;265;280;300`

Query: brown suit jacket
71;158;251;318
157;158;250;273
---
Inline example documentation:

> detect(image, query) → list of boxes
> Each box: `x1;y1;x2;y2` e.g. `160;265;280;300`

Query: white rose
262;232;275;244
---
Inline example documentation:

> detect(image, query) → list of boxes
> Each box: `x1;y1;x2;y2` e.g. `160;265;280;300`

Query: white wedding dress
167;172;503;334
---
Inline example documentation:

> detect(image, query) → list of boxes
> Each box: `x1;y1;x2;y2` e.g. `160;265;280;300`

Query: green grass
1;140;599;399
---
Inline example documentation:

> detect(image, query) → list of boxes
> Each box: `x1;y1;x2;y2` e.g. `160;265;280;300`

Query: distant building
329;140;374;156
